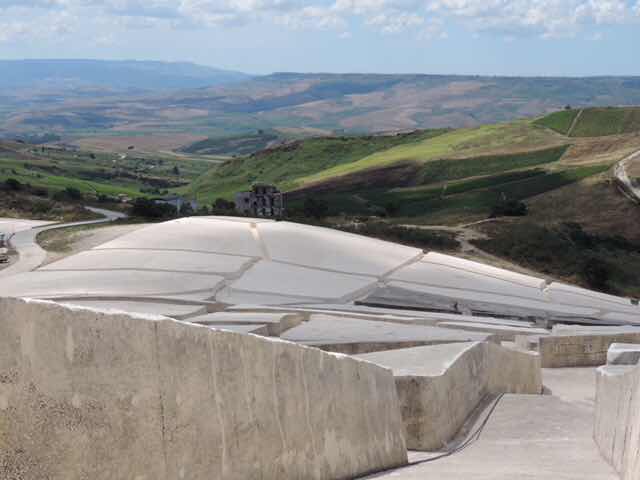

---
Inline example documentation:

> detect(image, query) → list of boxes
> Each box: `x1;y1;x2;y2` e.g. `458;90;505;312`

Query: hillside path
566;108;584;137
0;207;126;279
613;149;640;203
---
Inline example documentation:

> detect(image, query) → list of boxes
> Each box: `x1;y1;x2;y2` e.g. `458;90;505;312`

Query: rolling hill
190;107;640;226
0;59;250;91
3;72;640;144
535;107;640;137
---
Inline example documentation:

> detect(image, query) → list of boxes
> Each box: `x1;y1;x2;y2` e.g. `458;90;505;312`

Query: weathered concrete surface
526;331;640;368
0;297;408;480
188;311;304;336
363;368;617;480
594;365;637;474
282;314;489;354
594;362;640;479
607;343;640;366
58;300;207;319
357;342;541;451
436;321;548;342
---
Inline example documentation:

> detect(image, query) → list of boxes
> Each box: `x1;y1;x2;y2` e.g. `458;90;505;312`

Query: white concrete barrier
357;342;542;451
594;363;640;479
533;330;640;368
0;297;408;480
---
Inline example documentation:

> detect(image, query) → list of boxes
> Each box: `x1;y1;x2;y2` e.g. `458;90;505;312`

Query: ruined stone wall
0;297;408;480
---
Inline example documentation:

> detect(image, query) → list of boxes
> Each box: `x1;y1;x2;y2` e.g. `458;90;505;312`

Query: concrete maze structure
0;216;639;479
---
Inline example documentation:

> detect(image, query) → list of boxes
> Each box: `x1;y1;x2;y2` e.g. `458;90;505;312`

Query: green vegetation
289;164;610;224
536;107;640;137
294;121;563;186
534;109;579;135
337;223;460;252
473;222;640;296
415;145;569;184
180;130;281;157
0;143;211;200
570;107;640;137
190;129;448;201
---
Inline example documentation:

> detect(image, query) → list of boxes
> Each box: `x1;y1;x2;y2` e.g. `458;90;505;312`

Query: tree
131;198;176;219
4;178;22;191
581;257;612;292
172;165;180;176
303;197;329;219
490;198;528;218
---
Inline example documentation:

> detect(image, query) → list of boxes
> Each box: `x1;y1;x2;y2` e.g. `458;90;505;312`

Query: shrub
131;198;176;219
303;197;329;219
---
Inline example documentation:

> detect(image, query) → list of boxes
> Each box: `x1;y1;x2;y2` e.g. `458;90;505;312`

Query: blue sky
1;1;639;76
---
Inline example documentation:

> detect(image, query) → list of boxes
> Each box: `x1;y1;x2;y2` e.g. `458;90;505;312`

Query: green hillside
533;109;579;135
189;129;448;201
536;107;640;137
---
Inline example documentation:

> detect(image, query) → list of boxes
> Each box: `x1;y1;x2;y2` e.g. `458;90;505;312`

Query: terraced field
536;107;640;137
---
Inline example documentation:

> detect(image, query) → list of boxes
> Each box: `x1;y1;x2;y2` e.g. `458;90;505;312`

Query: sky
0;0;639;76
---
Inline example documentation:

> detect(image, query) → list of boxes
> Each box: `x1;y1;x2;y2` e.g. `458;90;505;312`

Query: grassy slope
0;142;211;198
533;110;579;134
570;107;640;137
189;129;448;201
536;107;640;138
295;121;565;186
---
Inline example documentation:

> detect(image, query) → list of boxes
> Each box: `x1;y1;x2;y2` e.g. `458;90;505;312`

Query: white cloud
366;12;424;33
0;0;638;44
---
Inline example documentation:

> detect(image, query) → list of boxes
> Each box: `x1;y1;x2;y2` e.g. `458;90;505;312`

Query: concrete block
436;321;549;342
607;343;640;366
538;332;640;368
282;314;489;355
188;311;304;336
0;297;408;480
357;342;541;451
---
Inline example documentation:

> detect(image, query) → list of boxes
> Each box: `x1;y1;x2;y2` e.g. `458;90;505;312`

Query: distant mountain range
1;61;640;140
0;59;251;91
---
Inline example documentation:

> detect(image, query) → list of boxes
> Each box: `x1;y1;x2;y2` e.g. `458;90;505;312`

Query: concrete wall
536;332;640;368
0;297;408;480
358;342;541;451
594;363;640;479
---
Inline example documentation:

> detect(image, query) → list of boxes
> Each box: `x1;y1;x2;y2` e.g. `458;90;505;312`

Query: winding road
613;149;640;203
0;207;126;279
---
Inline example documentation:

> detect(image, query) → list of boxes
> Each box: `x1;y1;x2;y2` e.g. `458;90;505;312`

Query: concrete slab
357;343;541;451
187;311;304;336
436;321;549;342
607;343;640;365
363;389;617;479
534;331;640;368
225;261;377;302
281;314;489;354
258;221;422;277
208;323;270;335
57;300;207;319
546;283;639;313
0;270;225;298
386;281;600;317
40;249;253;276
391;258;545;301
95;217;263;257
0;297;409;480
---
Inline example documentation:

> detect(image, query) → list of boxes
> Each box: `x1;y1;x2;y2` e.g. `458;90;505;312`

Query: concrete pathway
362;367;617;480
614;150;640;203
0;207;126;279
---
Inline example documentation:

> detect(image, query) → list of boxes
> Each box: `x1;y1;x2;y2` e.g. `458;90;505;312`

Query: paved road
0;207;127;279
614;149;640;203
